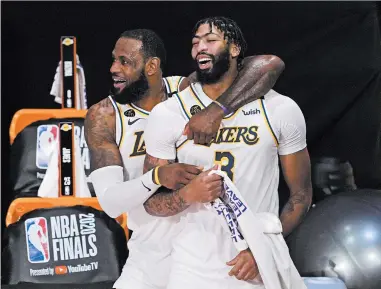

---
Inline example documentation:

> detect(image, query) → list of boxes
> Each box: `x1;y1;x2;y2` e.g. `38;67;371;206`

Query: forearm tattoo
143;154;189;216
217;56;285;112
143;188;188;217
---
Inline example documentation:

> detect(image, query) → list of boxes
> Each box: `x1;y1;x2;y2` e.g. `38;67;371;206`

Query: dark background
2;2;381;225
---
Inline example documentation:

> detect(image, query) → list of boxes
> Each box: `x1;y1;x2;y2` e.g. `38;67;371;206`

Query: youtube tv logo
55;265;68;275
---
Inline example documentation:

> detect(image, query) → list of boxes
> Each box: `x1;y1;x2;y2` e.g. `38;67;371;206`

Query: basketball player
86;29;285;289
143;17;312;289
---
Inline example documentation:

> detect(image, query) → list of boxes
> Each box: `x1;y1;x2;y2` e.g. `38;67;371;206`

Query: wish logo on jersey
36;125;59;169
25;217;50;263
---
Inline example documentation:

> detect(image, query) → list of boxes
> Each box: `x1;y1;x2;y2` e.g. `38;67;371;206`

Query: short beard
195;47;231;85
110;71;149;104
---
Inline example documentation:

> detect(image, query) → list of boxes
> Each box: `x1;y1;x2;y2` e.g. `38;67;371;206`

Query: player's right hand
227;248;260;281
158;163;203;190
181;165;223;203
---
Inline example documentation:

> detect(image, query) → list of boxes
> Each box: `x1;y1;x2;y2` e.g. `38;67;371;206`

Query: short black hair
120;29;166;70
193;16;247;69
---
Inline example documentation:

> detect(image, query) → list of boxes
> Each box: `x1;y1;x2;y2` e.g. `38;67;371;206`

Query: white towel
50;54;87;109
38;137;91;198
207;170;307;289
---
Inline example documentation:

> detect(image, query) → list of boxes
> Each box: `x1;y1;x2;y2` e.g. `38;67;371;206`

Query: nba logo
36;125;59;169
25;217;50;263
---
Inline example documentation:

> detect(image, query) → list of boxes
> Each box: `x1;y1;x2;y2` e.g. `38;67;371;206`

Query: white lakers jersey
110;76;186;289
108;76;185;228
174;83;281;215
144;82;307;278
146;82;307;215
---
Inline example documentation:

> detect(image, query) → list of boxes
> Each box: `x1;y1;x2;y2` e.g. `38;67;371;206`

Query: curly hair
193;16;247;69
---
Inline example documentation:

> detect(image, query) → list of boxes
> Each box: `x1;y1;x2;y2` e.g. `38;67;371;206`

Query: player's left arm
276;99;313;237
279;148;313;237
183;55;285;144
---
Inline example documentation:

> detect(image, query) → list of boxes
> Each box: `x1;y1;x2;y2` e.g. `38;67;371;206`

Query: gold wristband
153;166;161;185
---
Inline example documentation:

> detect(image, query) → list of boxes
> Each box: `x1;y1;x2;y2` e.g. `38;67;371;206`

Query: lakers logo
190;105;202;115
204;126;260;146
60;123;72;131
130;131;146;157
124;109;135;117
62;37;74;46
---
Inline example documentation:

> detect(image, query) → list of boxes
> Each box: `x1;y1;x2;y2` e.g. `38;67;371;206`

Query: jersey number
214;151;235;181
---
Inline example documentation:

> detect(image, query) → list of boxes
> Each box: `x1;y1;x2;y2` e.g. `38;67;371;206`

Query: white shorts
167;205;265;289
113;263;168;289
113;215;182;289
113;242;171;289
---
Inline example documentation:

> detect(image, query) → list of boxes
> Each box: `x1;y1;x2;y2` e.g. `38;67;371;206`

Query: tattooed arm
279;148;313;237
274;96;312;237
215;55;284;112
85;98;161;218
179;55;284;98
84;98;123;171
85;98;202;218
183;55;285;144
143;154;222;217
142;154;190;217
